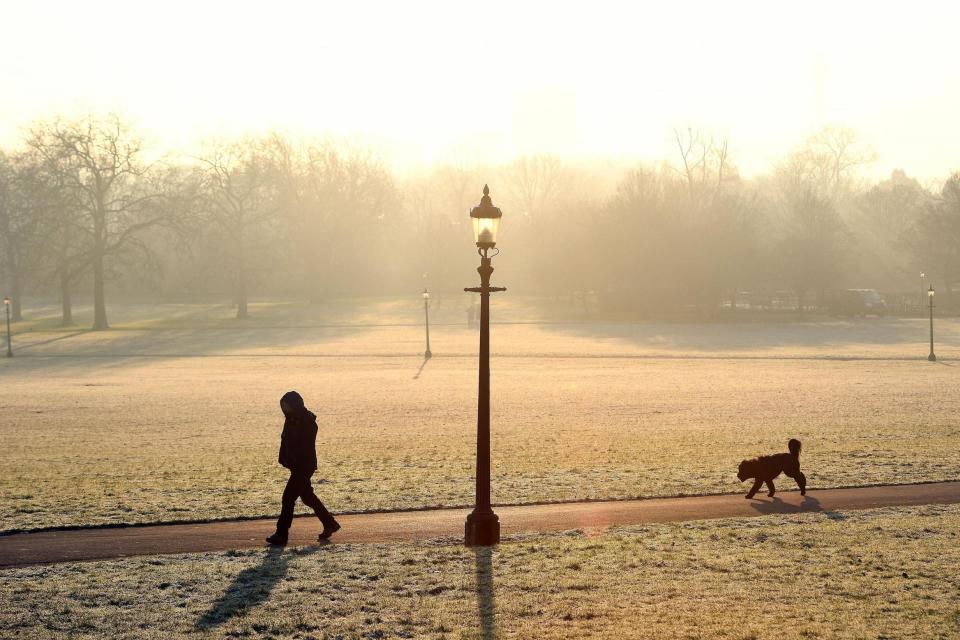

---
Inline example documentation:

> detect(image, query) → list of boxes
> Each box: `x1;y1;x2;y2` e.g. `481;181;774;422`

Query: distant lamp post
920;272;926;311
422;288;432;359
928;285;936;362
464;185;505;547
3;297;11;358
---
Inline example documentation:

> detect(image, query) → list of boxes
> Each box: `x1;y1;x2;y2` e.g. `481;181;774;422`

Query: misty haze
1;2;959;639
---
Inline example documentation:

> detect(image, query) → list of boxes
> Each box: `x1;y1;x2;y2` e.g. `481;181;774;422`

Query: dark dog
737;439;806;499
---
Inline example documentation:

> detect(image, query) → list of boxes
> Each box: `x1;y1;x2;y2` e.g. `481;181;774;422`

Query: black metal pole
465;251;505;546
5;303;11;358
928;295;936;362
423;291;432;359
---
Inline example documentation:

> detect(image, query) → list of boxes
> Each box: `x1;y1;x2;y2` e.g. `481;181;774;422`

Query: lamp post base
465;510;500;546
928;352;937;362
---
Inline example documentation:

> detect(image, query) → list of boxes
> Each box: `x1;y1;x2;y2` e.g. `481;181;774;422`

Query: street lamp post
920;272;926;312
928;285;936;362
422;288;432;359
4;297;11;358
464;185;505;547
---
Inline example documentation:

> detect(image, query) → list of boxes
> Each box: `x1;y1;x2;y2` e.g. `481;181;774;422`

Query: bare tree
27;150;93;325
779;127;875;205
400;161;485;292
270;138;398;302
27;116;170;330
852;170;931;291
672;128;733;212
670;129;765;310
500;155;565;220
906;173;960;305
778;188;849;309
0;151;37;321
435;162;477;217
199;139;280;318
760;127;874;309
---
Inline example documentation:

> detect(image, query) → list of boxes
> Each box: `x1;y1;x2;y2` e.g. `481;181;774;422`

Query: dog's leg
765;479;775;497
796;472;806;495
745;479;762;499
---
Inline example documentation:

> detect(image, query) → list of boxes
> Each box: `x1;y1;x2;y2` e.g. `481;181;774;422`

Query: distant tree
778;126;875;205
199;139;280;319
672;128;734;212
778;188;849;309
270;138;399;302
0;150;44;321
19;147;95;326
44;177;85;325
591;166;687;313
531;192;601;305
27;115;172;330
669;129;764;309
708;190;768;310
762;128;873;308
905;173;960;305
435;161;480;217
498;156;565;286
500;155;565;220
384;160;487;295
403;178;461;291
853;170;931;290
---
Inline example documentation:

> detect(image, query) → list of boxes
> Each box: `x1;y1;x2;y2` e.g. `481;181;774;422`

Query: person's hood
281;390;314;420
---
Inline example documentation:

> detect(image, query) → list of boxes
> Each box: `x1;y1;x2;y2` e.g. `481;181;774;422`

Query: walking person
266;391;341;545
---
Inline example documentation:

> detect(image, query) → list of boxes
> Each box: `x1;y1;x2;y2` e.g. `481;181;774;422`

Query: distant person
466;302;476;328
266;391;341;545
736;438;807;499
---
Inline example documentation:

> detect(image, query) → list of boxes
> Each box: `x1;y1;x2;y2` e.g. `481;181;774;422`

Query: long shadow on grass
0;323;380;377
474;547;497;640
13;329;92;351
541;316;959;356
413;356;430;379
748;494;846;521
195;545;322;630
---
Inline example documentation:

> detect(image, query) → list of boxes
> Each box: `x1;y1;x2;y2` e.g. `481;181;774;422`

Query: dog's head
737;459;755;482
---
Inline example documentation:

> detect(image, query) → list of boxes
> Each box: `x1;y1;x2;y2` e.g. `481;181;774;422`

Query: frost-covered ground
2;298;959;532
2;505;958;639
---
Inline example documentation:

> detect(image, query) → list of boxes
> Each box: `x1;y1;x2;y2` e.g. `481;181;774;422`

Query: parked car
830;289;887;317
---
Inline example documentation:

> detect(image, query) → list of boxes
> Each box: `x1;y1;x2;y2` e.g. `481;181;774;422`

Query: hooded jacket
278;391;319;471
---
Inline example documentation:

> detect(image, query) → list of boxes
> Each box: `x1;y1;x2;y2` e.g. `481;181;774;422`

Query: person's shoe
318;521;341;541
266;532;288;545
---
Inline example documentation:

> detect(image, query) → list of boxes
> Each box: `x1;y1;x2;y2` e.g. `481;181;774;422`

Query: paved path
2;482;958;568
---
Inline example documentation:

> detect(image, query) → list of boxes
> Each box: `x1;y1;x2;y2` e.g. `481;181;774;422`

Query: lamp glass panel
472;216;501;245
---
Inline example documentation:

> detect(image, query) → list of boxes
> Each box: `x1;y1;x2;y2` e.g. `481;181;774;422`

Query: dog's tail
788;438;802;456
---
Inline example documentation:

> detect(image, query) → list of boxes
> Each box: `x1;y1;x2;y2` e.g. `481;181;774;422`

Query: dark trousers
276;468;337;532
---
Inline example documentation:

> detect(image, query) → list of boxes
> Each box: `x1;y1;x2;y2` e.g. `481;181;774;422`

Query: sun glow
2;0;959;178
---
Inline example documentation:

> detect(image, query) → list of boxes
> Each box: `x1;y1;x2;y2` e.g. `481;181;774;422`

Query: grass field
2;504;958;639
2;298;959;533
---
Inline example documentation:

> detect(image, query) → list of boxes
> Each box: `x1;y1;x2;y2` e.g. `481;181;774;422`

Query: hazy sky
2;0;958;179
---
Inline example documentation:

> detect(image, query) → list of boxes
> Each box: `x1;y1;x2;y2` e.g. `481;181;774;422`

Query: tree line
1;115;958;328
